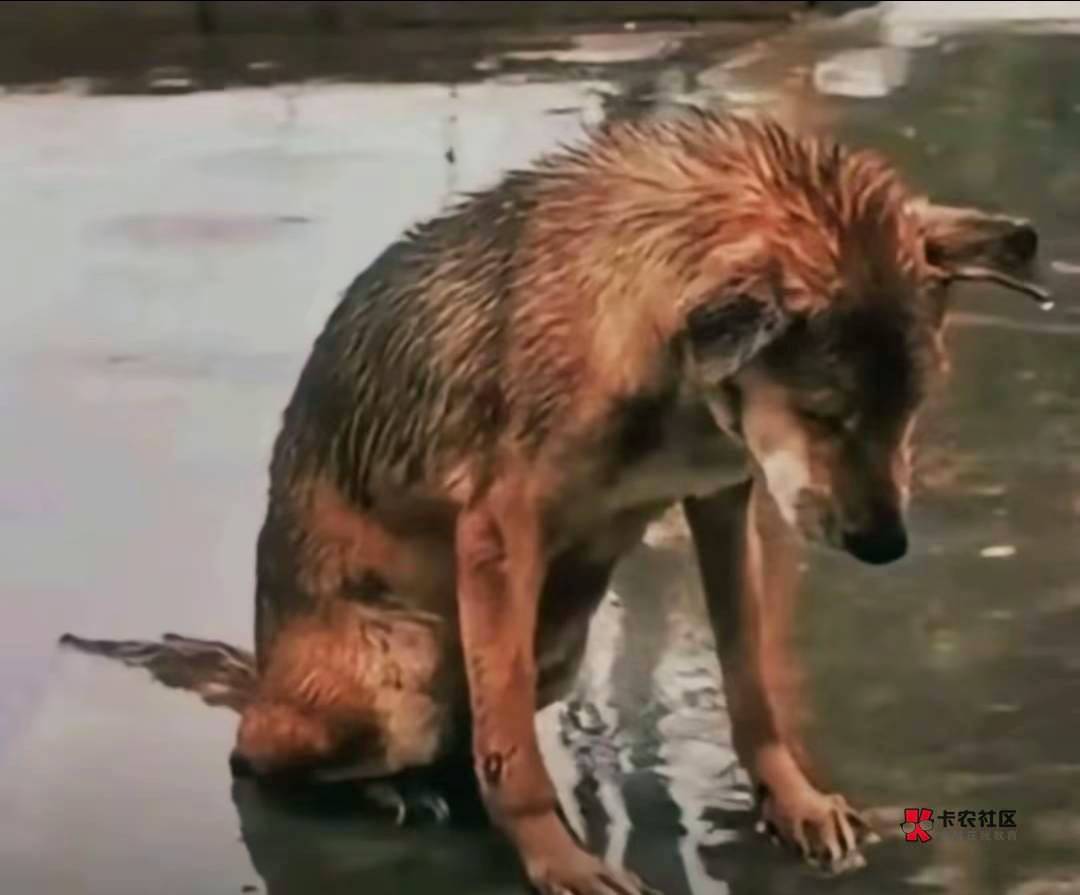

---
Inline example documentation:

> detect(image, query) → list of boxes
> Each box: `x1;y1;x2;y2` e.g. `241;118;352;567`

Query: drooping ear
910;200;1052;309
683;277;790;385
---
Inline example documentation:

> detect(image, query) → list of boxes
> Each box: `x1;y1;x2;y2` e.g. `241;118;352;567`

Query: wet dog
63;112;1047;893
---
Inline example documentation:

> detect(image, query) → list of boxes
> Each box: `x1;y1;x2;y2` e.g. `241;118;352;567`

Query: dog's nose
843;525;908;565
1004;219;1038;263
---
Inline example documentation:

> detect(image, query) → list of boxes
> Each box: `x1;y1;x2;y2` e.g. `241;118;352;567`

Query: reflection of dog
230;775;518;895
62;114;1045;893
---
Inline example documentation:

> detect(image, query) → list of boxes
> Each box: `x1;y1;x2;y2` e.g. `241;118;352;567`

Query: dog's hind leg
58;628;461;822
684;479;878;874
232;606;466;826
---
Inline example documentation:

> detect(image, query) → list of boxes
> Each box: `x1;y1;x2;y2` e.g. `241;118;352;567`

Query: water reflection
231;777;521;895
813;47;910;98
221;530;950;895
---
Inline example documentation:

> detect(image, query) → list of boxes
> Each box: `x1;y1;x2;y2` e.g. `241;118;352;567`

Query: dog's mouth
790;490;834;546
795;499;910;565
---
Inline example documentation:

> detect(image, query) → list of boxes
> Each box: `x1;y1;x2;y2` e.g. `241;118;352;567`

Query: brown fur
61;112;1044;893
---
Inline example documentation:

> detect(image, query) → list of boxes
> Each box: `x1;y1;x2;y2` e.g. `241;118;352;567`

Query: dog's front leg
684;479;874;874
455;487;656;895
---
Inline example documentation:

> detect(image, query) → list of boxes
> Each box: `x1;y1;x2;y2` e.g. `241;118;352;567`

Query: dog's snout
842;524;908;565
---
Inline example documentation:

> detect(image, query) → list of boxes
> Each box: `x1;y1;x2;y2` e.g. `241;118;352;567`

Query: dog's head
676;126;1045;564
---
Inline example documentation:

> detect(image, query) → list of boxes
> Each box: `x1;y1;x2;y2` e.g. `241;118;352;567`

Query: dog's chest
545;391;748;557
600;394;748;512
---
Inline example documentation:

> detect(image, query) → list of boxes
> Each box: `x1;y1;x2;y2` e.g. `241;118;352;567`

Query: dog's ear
911;200;1052;309
684;278;789;385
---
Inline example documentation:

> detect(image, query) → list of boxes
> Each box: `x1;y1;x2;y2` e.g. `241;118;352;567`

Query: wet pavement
2;3;1080;894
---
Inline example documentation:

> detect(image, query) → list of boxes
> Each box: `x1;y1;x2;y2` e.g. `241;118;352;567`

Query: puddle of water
499;31;685;65
830;0;1080;50
1051;259;1080;275
813;46;910;98
101;213;309;247
3;9;1080;895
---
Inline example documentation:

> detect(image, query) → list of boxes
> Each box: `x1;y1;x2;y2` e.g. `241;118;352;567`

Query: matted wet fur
62;112;1046;894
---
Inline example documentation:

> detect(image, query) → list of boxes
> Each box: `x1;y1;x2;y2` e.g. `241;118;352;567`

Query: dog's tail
58;632;256;712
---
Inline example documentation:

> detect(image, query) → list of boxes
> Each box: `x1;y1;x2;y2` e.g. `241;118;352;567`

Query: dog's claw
419;792;451;825
360;781;408;825
358;781;451;827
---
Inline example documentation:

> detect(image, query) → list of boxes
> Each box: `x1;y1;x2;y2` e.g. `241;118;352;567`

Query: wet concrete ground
2;3;1080;894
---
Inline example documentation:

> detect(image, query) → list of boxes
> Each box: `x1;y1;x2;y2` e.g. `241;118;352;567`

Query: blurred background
1;2;1080;894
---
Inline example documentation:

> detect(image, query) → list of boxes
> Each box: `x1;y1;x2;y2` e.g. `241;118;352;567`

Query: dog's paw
527;851;662;895
757;787;879;875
